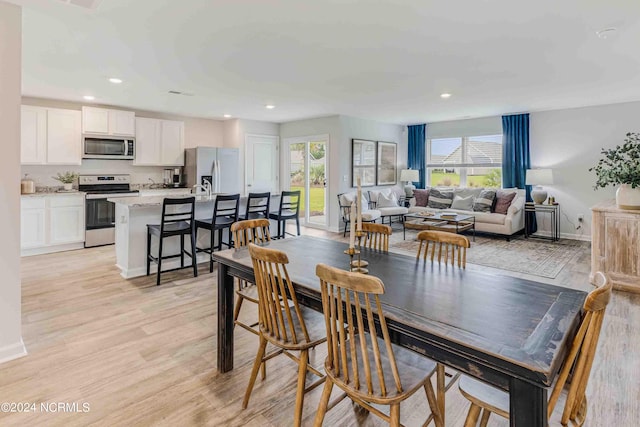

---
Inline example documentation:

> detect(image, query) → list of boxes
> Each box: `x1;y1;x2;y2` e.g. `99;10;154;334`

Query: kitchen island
109;193;279;278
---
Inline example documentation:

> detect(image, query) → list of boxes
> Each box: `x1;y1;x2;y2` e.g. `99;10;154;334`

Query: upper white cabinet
21;106;82;165
82;106;135;136
134;118;184;166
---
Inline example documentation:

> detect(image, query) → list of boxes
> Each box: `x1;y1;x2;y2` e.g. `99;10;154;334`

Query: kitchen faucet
193;180;212;196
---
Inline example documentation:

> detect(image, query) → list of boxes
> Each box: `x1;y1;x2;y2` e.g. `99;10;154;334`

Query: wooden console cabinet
591;200;640;293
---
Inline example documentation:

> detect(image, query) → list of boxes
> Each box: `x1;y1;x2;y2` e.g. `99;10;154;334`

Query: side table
525;203;560;241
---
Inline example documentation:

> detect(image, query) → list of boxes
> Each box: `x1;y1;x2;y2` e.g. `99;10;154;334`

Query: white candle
349;201;356;248
356;176;363;231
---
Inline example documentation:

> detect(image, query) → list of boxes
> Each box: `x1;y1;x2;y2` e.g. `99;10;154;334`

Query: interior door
245;134;279;194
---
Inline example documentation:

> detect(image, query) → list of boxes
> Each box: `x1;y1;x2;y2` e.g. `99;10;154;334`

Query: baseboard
21;242;84;257
531;230;591;242
0;339;27;364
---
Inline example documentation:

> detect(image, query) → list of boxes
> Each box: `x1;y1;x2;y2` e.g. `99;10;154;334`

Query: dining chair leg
479;409;491;427
190;231;198;277
209;227;215;273
156;236;163;286
277;219;281;239
218;228;223;251
423;381;443;427
242;336;268;409
463;403;482;427
293;349;309;427
437;364;445;427
313;379;334;427
390;403;400;427
233;292;244;325
282;220;287;238
180;234;185;268
146;230;151;276
343;221;347;237
296;216;300;236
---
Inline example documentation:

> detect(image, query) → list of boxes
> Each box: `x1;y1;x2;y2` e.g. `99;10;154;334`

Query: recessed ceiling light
223;114;232;118
440;93;452;99
596;28;617;39
265;104;276;109
108;78;123;84
83;95;95;100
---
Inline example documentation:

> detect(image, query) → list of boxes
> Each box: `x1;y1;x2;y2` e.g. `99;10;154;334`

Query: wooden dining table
212;236;587;427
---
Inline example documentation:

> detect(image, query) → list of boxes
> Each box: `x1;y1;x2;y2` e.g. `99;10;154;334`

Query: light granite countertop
108;194;219;207
21;191;86;198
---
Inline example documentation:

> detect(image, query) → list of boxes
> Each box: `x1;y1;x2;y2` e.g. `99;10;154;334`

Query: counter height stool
146;197;197;286
244;192;271;220
195;193;240;272
268;190;300;239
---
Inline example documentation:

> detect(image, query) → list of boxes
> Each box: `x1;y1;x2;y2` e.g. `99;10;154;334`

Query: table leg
509;377;548;427
217;261;235;373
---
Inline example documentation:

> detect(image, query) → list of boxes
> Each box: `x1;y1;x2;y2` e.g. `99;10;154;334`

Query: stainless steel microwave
83;137;135;160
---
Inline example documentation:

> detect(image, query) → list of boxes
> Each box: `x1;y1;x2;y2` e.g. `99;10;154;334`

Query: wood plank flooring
1;226;638;426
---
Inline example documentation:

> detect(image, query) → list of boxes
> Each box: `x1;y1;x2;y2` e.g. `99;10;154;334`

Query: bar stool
146;197;197;286
244;192;271;220
268;190;300;239
195;193;240;272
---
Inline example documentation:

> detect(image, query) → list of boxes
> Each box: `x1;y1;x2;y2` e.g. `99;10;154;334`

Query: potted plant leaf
589;132;640;209
52;171;79;191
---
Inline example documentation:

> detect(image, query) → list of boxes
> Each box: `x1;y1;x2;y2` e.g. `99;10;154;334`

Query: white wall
21;97;225;186
280;115;405;232
0;1;26;363
530;101;640;239
427;116;502;138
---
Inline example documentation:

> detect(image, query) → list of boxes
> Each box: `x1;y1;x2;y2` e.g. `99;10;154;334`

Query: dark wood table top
213;235;586;387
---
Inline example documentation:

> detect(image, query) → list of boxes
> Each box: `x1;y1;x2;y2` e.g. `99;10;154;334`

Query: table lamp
400;169;420;197
526;168;554;204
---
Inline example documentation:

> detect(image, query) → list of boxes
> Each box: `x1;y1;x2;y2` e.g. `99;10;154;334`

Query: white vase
63;183;73;191
616;184;640;210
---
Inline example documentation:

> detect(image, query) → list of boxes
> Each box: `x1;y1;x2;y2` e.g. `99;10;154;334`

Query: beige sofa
408;187;525;239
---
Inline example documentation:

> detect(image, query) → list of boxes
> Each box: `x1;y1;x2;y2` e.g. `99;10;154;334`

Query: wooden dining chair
416;230;471;268
458;272;612;427
243;243;327;427
360;222;392;251
231;219;271;336
313;263;443;427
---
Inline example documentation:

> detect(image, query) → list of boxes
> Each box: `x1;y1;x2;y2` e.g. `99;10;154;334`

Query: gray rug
389;233;585;279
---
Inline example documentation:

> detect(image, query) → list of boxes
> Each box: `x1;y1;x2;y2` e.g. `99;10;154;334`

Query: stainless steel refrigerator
184;147;240;193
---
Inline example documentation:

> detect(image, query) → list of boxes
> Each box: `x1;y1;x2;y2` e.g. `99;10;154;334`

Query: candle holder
344;247;360;272
351;230;369;274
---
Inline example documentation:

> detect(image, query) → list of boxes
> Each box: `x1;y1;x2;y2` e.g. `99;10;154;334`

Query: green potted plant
52;171;79;191
590;132;640;209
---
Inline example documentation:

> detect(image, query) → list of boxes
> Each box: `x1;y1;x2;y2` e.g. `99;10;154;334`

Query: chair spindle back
360;222;391;251
416;230;470;268
231;219;271;249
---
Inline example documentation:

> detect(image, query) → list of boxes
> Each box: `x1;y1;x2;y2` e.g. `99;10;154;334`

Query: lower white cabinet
21;195;85;256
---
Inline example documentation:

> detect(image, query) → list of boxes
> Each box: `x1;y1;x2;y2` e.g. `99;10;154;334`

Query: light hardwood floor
1;227;638;426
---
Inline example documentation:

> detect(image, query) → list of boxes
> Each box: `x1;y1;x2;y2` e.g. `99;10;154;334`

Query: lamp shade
400;169;419;182
526;169;554;185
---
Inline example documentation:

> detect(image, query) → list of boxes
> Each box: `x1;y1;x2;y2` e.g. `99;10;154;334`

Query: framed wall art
351;139;376;186
376;141;397;185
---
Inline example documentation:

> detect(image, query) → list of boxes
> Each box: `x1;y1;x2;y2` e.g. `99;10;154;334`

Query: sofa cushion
362;210;381;221
494;190;517;214
427;189;454;209
378;206;408;216
473;190;496;212
467;211;506;225
454;187;484;199
451;195;474;211
414;189;430;207
340;192;368;214
377;192;399;208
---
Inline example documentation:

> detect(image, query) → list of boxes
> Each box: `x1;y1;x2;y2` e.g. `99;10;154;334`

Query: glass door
286;137;328;228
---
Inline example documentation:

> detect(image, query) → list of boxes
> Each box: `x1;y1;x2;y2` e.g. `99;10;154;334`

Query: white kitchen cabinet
46;108;82;165
160;120;185;165
82;106;135;137
133;118;184;166
21;106;82;165
21;105;47;164
21;195;85;256
134;117;161;165
21;198;46;249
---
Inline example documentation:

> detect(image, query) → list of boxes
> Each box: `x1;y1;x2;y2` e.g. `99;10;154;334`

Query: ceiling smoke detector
56;0;103;10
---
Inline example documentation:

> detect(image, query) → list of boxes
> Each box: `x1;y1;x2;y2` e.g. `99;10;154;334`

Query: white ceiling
11;0;640;124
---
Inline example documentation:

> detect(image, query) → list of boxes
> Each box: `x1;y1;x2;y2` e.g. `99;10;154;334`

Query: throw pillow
413;189;430;207
427;189;454;209
494;190;517;214
377;192;398;208
450;195;474;211
473;190;497;212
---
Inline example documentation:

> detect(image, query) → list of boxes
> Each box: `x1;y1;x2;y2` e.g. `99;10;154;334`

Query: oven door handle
85;194;108;200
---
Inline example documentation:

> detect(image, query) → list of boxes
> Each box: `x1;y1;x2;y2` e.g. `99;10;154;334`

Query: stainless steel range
79;175;139;247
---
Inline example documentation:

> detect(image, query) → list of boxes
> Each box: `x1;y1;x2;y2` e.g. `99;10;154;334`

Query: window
426;134;502;188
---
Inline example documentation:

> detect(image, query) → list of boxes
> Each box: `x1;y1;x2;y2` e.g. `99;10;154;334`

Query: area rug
389;233;585;279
